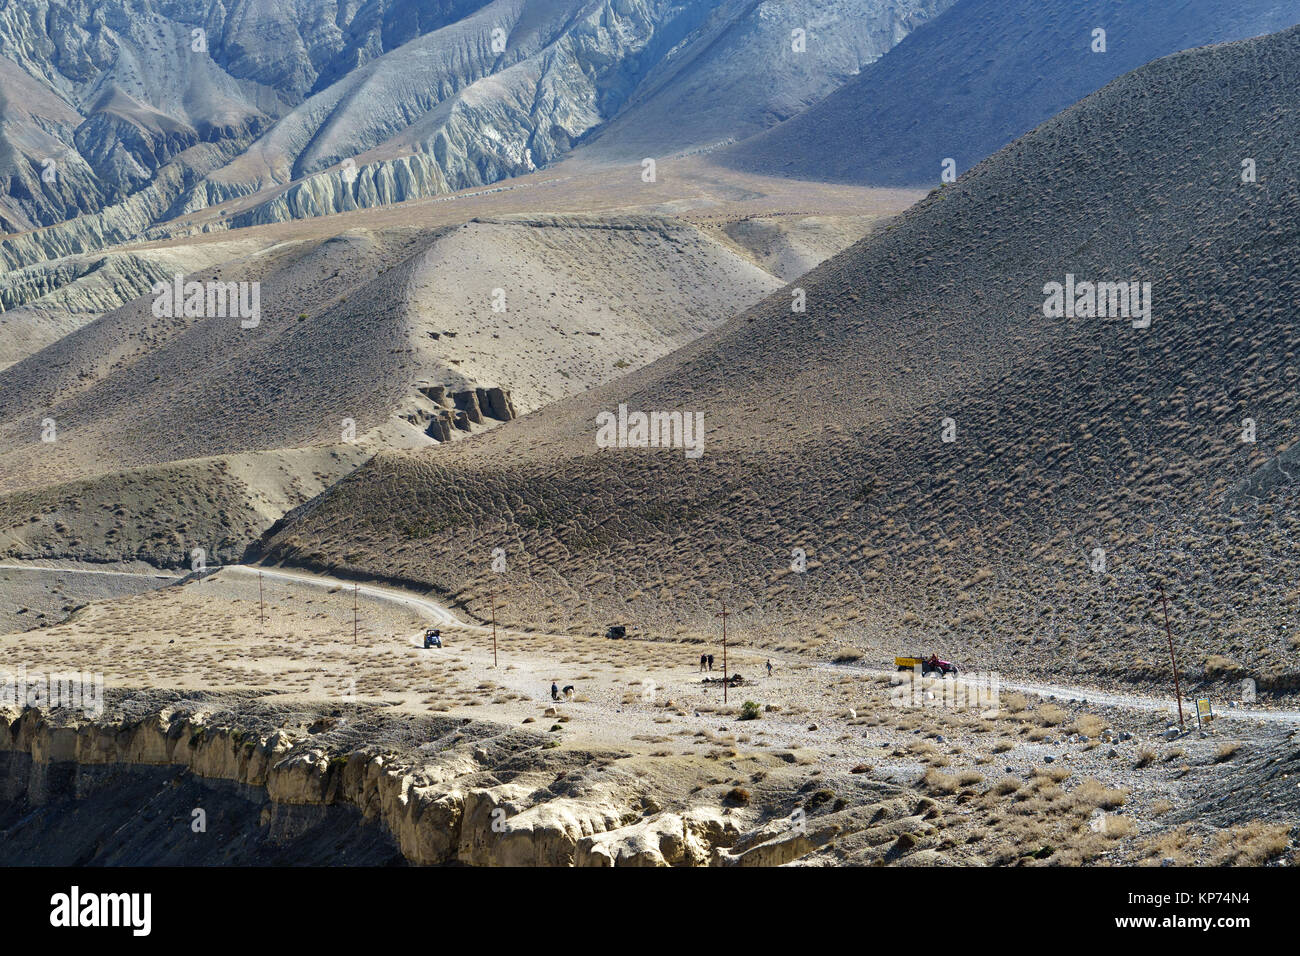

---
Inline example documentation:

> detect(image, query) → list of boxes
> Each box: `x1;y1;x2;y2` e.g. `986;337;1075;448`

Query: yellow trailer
895;655;959;676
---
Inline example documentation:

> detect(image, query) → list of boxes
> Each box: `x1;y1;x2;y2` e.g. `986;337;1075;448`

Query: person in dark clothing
766;659;773;677
699;653;708;672
707;654;714;671
551;682;559;701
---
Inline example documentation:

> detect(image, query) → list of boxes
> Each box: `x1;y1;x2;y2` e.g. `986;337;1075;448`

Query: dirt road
7;560;1298;728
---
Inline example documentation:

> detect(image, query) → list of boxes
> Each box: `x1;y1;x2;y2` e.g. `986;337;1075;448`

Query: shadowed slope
716;0;1300;187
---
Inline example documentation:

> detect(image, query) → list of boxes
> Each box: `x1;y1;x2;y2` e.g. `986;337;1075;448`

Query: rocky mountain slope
0;0;947;274
0;0;492;236
717;0;1300;186
261;24;1300;694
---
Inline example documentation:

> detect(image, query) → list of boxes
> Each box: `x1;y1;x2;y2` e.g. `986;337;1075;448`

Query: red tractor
895;654;959;677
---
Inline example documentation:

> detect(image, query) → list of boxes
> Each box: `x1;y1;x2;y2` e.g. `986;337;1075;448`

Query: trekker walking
551;682;559;701
766;659;773;678
707;654;714;672
700;653;708;672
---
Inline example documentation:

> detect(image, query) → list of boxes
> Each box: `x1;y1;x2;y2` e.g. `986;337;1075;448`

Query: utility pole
716;603;730;703
1158;582;1184;730
490;592;498;668
259;571;265;629
353;583;359;645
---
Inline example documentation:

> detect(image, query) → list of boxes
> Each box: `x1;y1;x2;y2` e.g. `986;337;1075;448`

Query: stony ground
4;564;1295;865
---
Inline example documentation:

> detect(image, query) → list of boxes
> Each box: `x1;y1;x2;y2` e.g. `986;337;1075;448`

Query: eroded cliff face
0;697;940;866
0;700;745;866
0;0;488;236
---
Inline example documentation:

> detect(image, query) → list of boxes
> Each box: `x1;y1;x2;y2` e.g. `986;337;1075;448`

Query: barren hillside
0;214;778;495
262;26;1300;694
716;0;1300;187
0;160;912;564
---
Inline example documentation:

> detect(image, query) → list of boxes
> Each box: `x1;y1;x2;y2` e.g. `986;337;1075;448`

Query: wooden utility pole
353;583;359;645
490;593;498;668
716;603;730;703
1158;582;1184;730
259;571;265;628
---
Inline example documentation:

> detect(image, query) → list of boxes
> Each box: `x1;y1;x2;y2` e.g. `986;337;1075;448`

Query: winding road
6;560;1300;728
